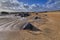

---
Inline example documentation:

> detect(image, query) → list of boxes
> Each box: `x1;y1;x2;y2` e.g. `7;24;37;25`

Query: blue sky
18;0;48;5
0;0;60;12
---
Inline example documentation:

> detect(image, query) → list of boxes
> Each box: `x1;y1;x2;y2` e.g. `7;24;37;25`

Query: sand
0;12;60;40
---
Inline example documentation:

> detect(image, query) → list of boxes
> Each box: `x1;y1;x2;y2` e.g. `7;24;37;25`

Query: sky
0;0;60;12
18;0;48;5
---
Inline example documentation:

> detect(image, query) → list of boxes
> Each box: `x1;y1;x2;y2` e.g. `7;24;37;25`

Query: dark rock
45;14;47;16
36;13;38;15
34;16;41;19
1;11;9;15
23;23;41;31
18;12;30;17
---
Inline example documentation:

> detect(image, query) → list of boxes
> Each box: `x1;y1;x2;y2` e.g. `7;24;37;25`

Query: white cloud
0;0;45;12
46;0;52;4
52;1;60;7
0;0;60;12
0;0;27;12
44;0;60;11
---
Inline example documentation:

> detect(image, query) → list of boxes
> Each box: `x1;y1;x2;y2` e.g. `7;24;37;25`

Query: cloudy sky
0;0;60;12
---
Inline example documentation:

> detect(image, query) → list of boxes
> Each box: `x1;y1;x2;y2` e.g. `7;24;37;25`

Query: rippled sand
0;13;60;40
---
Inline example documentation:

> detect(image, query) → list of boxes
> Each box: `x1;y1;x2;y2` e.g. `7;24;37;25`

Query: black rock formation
18;12;30;17
23;23;41;31
34;16;41;19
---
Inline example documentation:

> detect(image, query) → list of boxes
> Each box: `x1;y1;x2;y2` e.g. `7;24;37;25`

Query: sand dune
0;12;60;40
